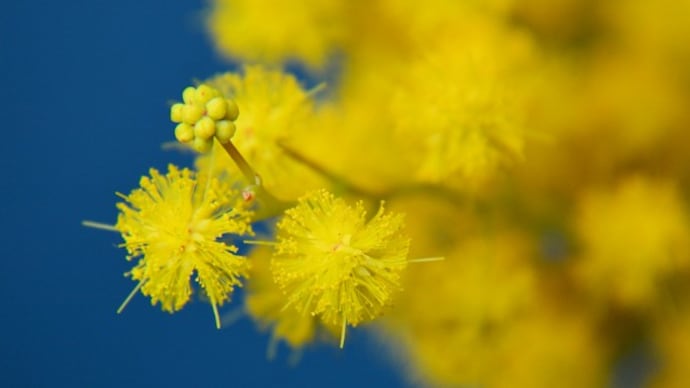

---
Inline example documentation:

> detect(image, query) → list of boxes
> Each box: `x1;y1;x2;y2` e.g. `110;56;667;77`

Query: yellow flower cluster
574;176;690;309
86;0;690;385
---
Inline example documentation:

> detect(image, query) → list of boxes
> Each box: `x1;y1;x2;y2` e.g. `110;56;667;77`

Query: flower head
196;66;327;200
206;0;347;68
115;165;253;328
574;176;690;309
388;230;541;387
271;189;410;347
245;246;317;355
388;19;537;185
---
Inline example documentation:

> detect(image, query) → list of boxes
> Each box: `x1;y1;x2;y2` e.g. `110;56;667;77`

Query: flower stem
220;139;291;218
221;140;259;185
278;141;381;199
278;141;469;209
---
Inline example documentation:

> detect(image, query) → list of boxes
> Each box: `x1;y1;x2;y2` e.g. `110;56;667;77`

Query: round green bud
174;123;195;143
215;120;236;143
182;86;196;104
182;104;204;125
206;97;227;120
225;99;239;121
193;137;214;153
194;116;216;140
170;103;185;123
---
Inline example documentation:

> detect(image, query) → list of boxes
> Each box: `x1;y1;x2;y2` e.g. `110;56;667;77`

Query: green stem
277;141;382;199
220;140;292;219
278;141;469;208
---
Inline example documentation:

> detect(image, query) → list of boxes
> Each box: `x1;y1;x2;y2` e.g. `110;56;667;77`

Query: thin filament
117;281;144;314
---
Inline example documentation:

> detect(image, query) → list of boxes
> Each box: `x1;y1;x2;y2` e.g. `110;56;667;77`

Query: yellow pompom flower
245;246;318;356
574;176;690;310
384;17;538;186
390;230;537;386
196;66;327;201
206;0;346;68
115;165;253;328
271;189;410;347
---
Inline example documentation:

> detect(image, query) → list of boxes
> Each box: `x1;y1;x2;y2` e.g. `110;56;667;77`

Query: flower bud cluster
170;84;240;152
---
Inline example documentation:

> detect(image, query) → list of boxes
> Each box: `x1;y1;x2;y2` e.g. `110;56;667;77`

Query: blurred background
0;1;406;387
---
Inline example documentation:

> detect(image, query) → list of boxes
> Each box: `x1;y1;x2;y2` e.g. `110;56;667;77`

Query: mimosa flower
245;247;317;355
271;189;410;347
197;66;327;201
115;165;253;328
574;176;690;309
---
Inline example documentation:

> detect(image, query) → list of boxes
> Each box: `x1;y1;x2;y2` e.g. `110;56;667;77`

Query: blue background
1;1;409;387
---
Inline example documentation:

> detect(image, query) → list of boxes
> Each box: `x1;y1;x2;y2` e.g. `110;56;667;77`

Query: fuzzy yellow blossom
574;176;690;310
206;0;346;68
386;18;538;186
115;165;253;328
207;0;513;69
170;83;240;152
271;189;410;347
573;55;686;159
245;247;317;354
345;0;513;65
195;66;327;201
291;10;540;193
486;308;609;388
389;230;537;386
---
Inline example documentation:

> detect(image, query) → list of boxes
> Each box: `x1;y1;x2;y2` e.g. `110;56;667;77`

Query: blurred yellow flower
196;66;327;201
207;0;346;68
390;230;537;386
487;307;609;388
245;246;318;355
395;21;536;185
574;176;690;310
